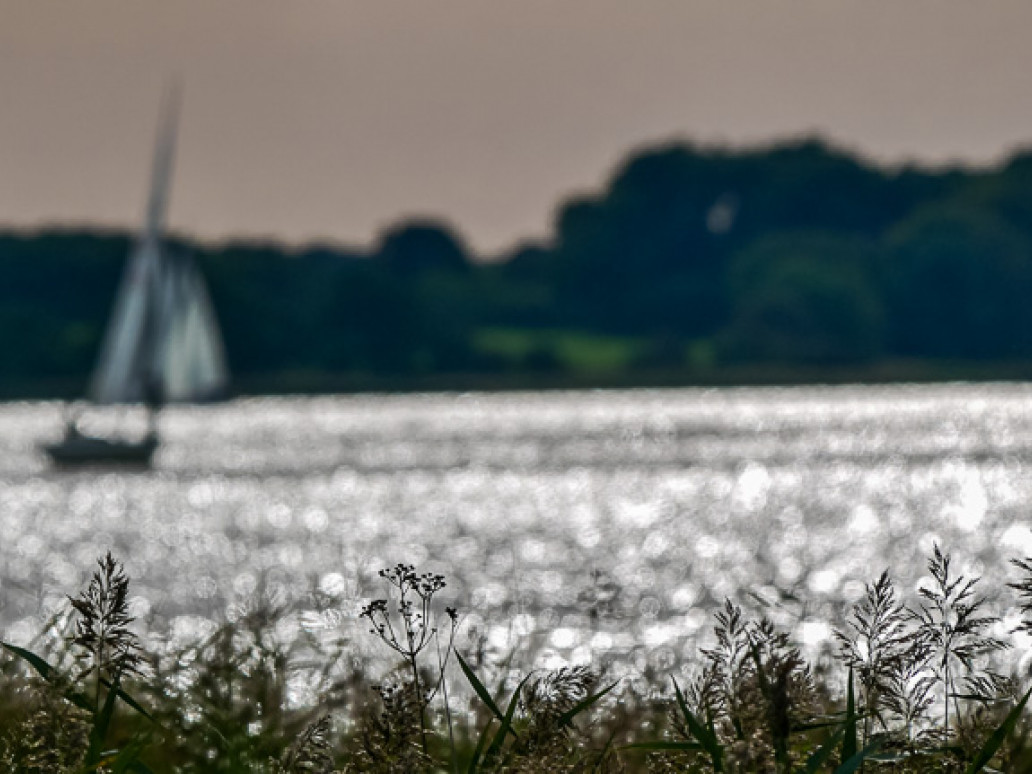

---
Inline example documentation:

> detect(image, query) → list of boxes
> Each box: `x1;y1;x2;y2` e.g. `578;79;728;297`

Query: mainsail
89;89;228;406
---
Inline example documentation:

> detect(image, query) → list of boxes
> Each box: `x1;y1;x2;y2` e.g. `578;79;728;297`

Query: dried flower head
914;544;1007;730
360;564;459;757
68;552;142;679
835;570;911;733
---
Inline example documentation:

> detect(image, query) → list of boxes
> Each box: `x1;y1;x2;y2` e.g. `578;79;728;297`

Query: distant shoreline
9;359;1032;401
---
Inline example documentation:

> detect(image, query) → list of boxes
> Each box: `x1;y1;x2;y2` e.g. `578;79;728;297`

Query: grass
5;545;1032;771
471;327;650;374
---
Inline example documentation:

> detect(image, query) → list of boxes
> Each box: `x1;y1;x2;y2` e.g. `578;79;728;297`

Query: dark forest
7;136;1032;397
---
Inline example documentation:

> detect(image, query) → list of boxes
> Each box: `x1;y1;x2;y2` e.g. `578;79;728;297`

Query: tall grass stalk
914;545;1008;733
835;570;910;749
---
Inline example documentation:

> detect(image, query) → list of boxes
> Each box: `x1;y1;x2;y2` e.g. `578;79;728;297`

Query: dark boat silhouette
43;89;228;468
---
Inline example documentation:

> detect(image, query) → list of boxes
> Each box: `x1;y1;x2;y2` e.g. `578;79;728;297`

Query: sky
3;1;1032;256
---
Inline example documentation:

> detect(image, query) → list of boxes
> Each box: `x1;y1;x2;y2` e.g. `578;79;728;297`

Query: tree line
6;136;1032;396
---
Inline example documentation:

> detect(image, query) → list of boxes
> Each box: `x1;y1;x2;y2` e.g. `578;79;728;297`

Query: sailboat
43;90;228;467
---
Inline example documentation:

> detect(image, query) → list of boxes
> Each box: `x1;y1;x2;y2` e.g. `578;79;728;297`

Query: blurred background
7;0;1032;684
6;1;1032;394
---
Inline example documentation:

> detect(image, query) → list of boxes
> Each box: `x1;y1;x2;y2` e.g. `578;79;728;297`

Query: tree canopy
4;136;1032;396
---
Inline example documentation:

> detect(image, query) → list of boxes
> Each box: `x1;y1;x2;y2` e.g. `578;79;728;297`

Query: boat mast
143;83;180;257
141;84;180;437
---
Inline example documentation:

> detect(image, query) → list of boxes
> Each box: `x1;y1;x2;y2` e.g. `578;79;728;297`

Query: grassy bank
3;548;1032;771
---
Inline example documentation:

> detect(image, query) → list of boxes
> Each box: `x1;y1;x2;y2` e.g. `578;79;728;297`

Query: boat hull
43;435;158;468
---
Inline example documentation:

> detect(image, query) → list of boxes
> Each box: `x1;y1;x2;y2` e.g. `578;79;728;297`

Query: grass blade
797;727;844;774
483;673;531;765
1;641;93;713
84;678;121;767
99;676;156;724
963;685;1032;774
458;653;523;774
841;667;857;765
457;652;510;727
673;677;724;772
466;717;494;774
557;680;619;728
593;727;620;774
1;641;56;681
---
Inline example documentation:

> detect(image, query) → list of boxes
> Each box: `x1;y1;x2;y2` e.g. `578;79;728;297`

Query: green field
472;327;653;373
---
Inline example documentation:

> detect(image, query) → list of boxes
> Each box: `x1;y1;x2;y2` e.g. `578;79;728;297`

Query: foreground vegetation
5;547;1032;771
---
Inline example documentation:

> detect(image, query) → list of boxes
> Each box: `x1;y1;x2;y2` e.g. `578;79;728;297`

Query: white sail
88;237;163;404
88;87;228;405
152;253;229;401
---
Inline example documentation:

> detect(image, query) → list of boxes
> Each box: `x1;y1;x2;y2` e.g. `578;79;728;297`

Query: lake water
3;384;1032;679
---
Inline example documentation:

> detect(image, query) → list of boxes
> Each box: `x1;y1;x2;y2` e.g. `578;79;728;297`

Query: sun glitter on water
3;384;1032;674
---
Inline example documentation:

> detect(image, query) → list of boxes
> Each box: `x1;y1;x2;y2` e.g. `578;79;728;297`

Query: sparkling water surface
3;384;1032;676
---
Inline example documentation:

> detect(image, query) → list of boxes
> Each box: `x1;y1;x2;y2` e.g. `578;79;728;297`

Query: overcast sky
3;1;1032;254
